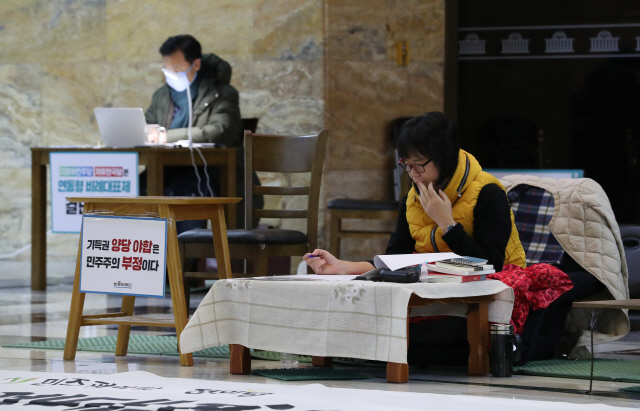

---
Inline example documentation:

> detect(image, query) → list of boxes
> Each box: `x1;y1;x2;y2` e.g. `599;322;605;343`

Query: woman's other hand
417;181;455;231
303;249;342;275
303;250;376;275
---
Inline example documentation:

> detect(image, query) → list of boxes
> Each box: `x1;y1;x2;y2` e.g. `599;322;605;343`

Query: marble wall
0;0;444;270
0;0;324;263
323;0;445;261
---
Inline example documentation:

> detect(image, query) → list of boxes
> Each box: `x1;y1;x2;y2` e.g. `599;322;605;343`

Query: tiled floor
1;264;639;409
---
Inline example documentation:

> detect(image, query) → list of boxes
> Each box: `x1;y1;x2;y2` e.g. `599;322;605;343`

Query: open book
373;252;460;271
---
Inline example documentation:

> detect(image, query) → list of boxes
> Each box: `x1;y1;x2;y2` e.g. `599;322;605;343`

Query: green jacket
145;53;242;146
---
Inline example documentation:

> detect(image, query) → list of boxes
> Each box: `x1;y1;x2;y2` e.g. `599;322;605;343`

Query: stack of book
426;257;494;283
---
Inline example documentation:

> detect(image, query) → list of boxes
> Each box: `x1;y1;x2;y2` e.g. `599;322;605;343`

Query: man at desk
143;34;261;229
145;34;240;145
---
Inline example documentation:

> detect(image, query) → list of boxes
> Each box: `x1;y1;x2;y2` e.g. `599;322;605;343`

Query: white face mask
162;63;194;92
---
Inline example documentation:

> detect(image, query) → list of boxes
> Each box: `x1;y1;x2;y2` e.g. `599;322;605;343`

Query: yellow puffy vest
406;150;526;268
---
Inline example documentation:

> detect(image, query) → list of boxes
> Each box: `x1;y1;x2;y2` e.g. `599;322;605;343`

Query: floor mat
513;359;640;383
250;350;390;367
4;337;391;367
251;350;312;363
252;367;372;381
3;336;230;358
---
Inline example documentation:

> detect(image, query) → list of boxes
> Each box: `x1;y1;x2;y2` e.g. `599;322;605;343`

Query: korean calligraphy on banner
80;216;167;298
50;152;139;233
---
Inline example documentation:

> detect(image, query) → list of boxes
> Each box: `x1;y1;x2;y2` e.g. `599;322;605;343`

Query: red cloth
409;264;573;332
487;263;573;334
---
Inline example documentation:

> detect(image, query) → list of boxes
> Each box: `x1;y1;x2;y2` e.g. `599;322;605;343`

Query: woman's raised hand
416;181;455;230
303;249;343;275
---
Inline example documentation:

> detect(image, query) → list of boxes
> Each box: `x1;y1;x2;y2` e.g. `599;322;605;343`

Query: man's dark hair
159;35;202;63
397;111;460;188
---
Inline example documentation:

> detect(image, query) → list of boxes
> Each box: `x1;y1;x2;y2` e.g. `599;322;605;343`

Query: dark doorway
456;0;640;223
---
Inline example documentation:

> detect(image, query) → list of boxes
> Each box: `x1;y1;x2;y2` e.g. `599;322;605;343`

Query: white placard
79;216;167;298
50;152;139;233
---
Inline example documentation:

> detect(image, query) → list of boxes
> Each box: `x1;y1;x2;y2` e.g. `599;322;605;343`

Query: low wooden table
230;293;495;383
179;278;512;383
62;196;240;366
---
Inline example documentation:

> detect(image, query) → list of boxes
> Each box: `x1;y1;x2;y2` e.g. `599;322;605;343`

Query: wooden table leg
329;211;341;258
31;154;47;291
146;154;163;196
210;205;232;279
387;307;410;383
312;356;333;367
467;302;490;375
387;363;409;383
230;344;251;374
115;296;135;356
160;204;193;366
63;237;86;361
222;149;236;229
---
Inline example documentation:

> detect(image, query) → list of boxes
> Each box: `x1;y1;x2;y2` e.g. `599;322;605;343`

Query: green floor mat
619;386;640;393
4;338;392;367
252;367;372;381
3;336;230;358
250;350;312;363
250;351;390;368
513;359;640;383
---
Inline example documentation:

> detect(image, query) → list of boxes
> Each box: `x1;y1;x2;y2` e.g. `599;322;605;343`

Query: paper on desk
373;252;460;271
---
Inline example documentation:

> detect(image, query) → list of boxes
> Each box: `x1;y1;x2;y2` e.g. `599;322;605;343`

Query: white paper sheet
248;274;360;281
373;252;460;271
0;369;630;411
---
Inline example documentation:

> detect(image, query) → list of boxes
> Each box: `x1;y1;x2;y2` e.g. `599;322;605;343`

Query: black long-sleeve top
385;183;512;271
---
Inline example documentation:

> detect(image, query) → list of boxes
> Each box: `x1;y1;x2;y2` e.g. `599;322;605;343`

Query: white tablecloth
179;279;514;364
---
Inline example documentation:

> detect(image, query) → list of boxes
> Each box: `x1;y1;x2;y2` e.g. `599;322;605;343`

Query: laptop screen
94;107;148;148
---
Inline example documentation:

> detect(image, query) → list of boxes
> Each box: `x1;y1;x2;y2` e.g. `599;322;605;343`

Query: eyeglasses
398;159;433;173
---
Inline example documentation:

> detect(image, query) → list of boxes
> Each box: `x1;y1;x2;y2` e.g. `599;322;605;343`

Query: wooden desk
31;146;237;291
62;196;240;367
231;294;495;383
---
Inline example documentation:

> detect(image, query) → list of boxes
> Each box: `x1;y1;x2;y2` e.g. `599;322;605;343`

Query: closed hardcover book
440;256;488;267
435;261;493;271
428;273;487;283
427;264;495;276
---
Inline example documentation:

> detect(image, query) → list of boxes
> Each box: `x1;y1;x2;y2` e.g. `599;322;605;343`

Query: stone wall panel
0;0;106;64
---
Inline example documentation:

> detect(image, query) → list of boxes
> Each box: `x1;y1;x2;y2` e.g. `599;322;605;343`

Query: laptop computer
94;107;149;147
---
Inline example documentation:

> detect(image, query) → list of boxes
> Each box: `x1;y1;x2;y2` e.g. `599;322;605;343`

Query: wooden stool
63;196;240;367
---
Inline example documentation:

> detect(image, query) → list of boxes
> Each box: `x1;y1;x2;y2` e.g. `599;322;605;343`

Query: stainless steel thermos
490;323;516;377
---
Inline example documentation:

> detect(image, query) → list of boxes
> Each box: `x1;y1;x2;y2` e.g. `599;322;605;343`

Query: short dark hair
397;111;460;187
159;35;202;63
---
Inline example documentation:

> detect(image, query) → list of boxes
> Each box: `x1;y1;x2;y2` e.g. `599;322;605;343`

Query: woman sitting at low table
305;111;527;365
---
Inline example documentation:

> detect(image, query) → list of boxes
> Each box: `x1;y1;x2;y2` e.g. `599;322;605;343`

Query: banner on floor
50;152;139;233
79;216;167;298
0;369;625;411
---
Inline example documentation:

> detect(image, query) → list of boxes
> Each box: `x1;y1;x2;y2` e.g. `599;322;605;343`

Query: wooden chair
328;118;410;258
241;118;259;133
178;130;329;297
328;199;400;258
